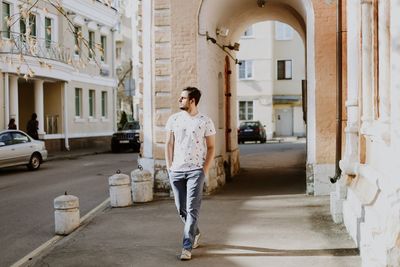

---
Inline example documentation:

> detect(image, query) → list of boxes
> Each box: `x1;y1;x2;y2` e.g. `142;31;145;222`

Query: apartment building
0;0;120;152
236;21;305;139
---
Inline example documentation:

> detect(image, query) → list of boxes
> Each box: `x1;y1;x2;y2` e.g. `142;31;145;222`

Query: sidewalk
29;155;361;267
46;147;110;162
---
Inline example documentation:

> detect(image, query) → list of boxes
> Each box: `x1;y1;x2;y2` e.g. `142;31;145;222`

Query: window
74;26;82;55
277;60;292;80
75;88;82;117
2;2;10;38
89;90;95;117
275;22;293;40
116;46;121;62
45;17;52;48
100;35;106;62
88;31;95;59
20;14;36;40
11;132;29;144
238;60;253;79
239;101;253;120
242;26;253;37
101;91;107;117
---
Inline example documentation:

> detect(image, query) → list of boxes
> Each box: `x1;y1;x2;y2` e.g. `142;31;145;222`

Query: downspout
330;0;343;183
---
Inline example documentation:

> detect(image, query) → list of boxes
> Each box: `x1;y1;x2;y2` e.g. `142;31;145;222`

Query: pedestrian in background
8;118;17;130
165;86;216;260
26;113;39;140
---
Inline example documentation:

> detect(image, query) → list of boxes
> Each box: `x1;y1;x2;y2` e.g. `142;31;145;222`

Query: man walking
165;87;216;260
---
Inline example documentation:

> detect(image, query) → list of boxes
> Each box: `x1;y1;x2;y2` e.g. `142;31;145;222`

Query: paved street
0;152;138;267
30;141;360;267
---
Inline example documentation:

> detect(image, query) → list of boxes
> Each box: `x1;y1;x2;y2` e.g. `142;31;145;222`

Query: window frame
74;26;82;56
238;60;254;80
2;1;11;39
277;59;292;80
88;30;95;59
88;89;96;117
100;35;106;62
44;17;52;48
75;88;82;117
239;101;254;121
101;91;108;118
275;21;293;41
242;26;254;38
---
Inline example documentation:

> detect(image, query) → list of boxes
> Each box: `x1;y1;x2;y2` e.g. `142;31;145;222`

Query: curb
11;198;111;267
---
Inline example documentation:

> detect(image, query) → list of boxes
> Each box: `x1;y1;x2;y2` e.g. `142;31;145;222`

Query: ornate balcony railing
0;31;72;64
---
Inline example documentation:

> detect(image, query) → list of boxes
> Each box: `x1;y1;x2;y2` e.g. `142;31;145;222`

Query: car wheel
111;143;120;153
27;153;41;170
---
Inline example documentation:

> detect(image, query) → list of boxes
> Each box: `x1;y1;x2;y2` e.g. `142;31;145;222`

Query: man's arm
165;130;174;170
203;134;215;176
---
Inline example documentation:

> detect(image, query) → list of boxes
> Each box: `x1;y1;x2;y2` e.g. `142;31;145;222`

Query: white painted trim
100;26;110;35
305;0;316;164
73;15;85;27
142;0;154;159
71;72;117;87
68;131;113;138
4;73;9;126
63;0;118;27
87;21;98;31
74;117;85;123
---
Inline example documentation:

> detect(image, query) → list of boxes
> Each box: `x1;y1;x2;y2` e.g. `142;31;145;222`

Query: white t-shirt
165;111;216;171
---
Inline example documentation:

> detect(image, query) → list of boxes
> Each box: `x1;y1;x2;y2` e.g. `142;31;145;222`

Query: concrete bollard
54;194;80;235
131;169;153;202
109;173;133;207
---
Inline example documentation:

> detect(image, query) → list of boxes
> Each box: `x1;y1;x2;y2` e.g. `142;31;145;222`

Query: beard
179;105;189;111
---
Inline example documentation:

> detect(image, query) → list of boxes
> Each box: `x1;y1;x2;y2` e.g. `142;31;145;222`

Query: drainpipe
63;82;70;151
330;0;343;183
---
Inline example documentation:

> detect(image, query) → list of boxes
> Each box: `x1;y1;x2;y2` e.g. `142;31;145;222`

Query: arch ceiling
199;0;311;43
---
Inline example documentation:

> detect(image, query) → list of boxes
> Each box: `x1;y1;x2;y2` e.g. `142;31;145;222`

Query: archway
138;0;337;197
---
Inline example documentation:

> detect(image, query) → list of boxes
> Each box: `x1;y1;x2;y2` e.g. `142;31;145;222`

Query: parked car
238;121;267;144
111;121;140;152
0;129;48;170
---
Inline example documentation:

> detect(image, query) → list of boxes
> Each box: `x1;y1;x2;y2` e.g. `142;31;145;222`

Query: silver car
0;130;48;170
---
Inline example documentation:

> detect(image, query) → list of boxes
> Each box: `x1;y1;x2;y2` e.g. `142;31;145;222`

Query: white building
0;0;120;152
236;21;305;139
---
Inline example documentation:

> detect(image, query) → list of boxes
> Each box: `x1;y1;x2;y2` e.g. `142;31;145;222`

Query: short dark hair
183;87;201;105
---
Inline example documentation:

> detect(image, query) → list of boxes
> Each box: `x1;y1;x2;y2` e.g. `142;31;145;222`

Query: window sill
88;117;98;123
74;117;85;123
239;78;254;81
101;117;109;122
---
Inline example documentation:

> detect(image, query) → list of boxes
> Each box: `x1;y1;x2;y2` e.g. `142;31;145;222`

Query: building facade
138;0;338;197
330;0;400;265
0;0;119;152
236;21;305;139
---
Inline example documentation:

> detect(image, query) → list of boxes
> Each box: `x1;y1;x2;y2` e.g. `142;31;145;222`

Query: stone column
360;0;373;133
138;0;156;177
9;76;19;128
34;79;45;136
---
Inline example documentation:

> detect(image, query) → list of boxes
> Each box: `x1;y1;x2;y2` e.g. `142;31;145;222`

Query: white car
0;130;48;170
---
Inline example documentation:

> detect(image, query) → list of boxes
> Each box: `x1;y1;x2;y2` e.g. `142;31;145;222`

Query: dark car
238;121;267;144
111;121;140;152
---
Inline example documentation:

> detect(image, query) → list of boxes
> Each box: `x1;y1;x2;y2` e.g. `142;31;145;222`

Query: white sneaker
180;249;192;260
193;233;201;249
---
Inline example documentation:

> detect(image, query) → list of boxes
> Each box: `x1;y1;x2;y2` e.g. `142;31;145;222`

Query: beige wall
66;81;114;136
312;0;337;163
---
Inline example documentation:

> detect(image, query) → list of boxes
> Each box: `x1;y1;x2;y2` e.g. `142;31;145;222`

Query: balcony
0;31;72;64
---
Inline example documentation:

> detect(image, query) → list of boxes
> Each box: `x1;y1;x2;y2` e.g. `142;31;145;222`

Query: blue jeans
169;169;205;250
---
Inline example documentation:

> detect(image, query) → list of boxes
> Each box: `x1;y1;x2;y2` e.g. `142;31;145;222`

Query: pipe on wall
330;0;343;184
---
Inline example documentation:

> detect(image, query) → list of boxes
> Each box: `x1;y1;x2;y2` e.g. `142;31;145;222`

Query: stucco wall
312;0;337;164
